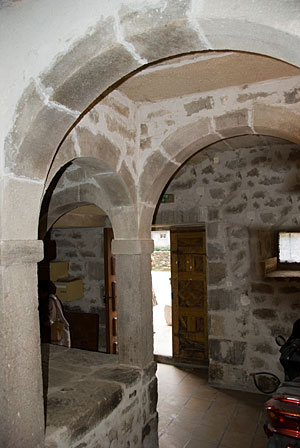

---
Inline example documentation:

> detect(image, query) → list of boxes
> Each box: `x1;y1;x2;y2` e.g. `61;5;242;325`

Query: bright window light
279;232;300;263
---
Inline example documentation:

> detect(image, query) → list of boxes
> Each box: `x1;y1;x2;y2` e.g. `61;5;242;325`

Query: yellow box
49;261;69;281
54;278;83;302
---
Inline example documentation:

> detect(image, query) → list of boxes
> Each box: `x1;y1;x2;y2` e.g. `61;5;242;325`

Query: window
279;232;300;263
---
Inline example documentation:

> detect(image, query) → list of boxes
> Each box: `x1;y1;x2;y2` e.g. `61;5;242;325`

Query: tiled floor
157;363;268;448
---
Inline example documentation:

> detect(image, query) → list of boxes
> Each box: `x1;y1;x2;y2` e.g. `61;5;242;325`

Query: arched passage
139;103;300;233
151;132;300;390
2;3;300;445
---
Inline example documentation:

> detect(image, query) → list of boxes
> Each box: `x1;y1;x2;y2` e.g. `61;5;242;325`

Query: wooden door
104;228;118;354
171;227;208;364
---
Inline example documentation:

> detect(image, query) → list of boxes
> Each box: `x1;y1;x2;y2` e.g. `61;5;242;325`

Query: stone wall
44;345;158;448
51;226;106;351
154;135;300;390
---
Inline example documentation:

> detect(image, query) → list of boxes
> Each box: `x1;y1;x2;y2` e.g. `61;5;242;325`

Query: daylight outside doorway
151;230;172;357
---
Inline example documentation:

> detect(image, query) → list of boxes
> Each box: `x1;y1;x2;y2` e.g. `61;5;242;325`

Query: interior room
1;1;300;447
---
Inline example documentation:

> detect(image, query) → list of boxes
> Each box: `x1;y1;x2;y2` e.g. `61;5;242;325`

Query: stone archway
2;3;300;445
138;103;300;234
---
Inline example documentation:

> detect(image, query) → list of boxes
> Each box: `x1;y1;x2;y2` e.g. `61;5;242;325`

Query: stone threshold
42;345;144;447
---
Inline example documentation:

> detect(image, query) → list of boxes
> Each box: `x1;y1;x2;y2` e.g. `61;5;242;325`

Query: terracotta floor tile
185;397;212;411
159;432;187;448
200;411;230;430
186;439;218;448
157;364;188;385
165;423;193;441
158;413;173;435
251;435;268;448
156;363;267;448
221;430;252;448
176;406;206;424
193;422;226;443
227;413;258;434
168;414;201;432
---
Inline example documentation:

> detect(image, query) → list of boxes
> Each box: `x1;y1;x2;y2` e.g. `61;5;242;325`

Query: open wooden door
171;227;208;364
104;228;118;354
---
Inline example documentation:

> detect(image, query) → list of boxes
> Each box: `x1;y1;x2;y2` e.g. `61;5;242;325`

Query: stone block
76;127;121;171
208;209;219;221
0;240;43;266
94;173;132;207
5;102;75;180
279;285;300;294
215;109;252;138
224;202;247;215
148;377;158;415
250;356;266;370
209;188;226;200
118;160;137;204
251;283;274;294
102;94;131;119
125;21;204;62
120;0;191;36
105;113;136;141
255;343;276;355
208;263;226;286
162;118;216;165
50;44;139;111
207;222;219;239
208;363;224;382
253;103;300;145
253;308;277;320
5;81;45;155
210;314;225;337
285;87;300;104
45;133;78;189
42;17;115;90
209;339;246;365
142;362;157;385
138;150;174;204
110;205;139;240
184;96;214;116
207;243;225;261
1;176;44;240
142;414;158;448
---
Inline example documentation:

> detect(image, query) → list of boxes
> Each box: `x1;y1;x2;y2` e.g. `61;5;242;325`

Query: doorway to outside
152;227;209;366
152;230;172;358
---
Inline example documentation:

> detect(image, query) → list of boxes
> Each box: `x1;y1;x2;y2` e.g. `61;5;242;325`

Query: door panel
104;228;118;354
171;227;208;364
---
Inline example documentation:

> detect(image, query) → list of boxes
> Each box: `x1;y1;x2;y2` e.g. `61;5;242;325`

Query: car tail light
265;394;300;439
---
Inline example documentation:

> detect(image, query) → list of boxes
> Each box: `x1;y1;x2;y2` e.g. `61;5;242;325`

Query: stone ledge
43;345;154;447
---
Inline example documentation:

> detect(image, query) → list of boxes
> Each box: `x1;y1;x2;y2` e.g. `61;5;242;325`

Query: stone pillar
111;239;154;368
0;240;45;448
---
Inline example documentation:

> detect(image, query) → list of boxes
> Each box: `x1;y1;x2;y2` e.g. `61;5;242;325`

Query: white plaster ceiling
118;52;300;102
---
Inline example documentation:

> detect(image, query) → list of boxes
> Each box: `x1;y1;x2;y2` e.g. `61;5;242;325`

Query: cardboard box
54;278;83;302
50;261;69;281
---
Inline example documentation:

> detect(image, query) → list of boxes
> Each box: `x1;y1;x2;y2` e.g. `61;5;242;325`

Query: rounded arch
138;104;300;233
39;157;138;240
5;2;300;183
3;3;300;241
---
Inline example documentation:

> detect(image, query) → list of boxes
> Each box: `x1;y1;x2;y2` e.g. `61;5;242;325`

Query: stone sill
42;344;143;447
